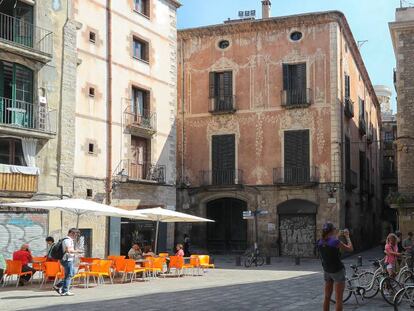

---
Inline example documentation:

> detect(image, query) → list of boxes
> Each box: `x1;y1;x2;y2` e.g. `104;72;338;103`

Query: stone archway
277;199;318;257
206;198;247;254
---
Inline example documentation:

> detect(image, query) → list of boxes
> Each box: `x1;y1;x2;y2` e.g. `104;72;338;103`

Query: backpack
48;238;68;260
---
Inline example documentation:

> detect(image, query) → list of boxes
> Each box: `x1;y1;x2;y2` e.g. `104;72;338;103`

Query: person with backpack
52;228;82;296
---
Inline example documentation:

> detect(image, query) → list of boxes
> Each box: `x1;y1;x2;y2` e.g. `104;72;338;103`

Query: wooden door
130;137;147;180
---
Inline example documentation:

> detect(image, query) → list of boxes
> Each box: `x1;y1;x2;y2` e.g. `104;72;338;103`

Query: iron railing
273;166;319;185
124;106;156;132
281;88;312;108
345;169;358;191
209;95;236;113
359;118;366;135
344;97;354;118
0;12;53;55
0;97;56;133
113;159;166;184
200;169;243;186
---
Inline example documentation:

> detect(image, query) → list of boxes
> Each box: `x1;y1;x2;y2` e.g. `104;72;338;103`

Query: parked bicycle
244;246;264;268
393;285;414;310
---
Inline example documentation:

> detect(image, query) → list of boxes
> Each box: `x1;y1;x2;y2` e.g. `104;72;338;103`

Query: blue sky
177;0;399;110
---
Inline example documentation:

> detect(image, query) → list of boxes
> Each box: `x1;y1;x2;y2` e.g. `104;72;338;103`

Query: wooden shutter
345;136;351;171
223;71;232;97
209;72;216;98
296;63;306;91
345;75;350;98
284;130;309;168
212;135;236;184
282;64;289;90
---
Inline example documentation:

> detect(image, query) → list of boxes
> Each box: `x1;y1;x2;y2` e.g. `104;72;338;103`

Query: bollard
357;256;363;267
295;256;300;265
266;256;271;265
235;256;241;266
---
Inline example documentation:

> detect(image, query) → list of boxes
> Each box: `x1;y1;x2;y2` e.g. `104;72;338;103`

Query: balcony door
284;130;310;183
130;136;148;180
209;71;233;112
0;1;34;47
132;87;149;125
282;63;306;105
0;61;33;127
212;134;235;185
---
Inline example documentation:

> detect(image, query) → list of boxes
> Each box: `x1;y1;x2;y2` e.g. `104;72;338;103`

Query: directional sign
257;210;269;216
243;211;252;217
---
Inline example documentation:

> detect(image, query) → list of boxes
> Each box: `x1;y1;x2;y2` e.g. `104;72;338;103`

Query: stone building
73;0;180;256
375;85;397;234
389;5;414;233
176;8;382;256
0;0;78;259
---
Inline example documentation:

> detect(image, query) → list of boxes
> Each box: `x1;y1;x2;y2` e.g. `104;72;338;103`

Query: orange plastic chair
32;257;47;271
72;259;101;288
40;261;64;288
169;256;184;276
158;253;169;257
79;260;113;285
3;260;33;287
143;257;163;278
121;259;146;283
183;255;200;276
78;257;100;273
198;255;215;269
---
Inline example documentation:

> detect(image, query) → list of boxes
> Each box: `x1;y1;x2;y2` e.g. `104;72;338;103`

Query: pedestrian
183;234;191;257
45;236;55;257
142;245;155;257
128;242;143;260
384;233;402;278
53;228;82;296
403;232;413;253
13;244;36;286
318;223;353;311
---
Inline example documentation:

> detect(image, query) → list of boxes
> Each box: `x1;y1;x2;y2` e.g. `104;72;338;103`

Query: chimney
262;0;271;19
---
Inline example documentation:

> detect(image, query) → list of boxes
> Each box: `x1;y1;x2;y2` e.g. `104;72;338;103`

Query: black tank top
318;237;344;273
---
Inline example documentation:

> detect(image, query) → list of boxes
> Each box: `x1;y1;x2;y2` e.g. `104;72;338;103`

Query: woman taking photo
318;222;353;311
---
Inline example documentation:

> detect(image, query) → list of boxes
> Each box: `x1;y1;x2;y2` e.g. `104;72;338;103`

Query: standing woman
318;223;354;311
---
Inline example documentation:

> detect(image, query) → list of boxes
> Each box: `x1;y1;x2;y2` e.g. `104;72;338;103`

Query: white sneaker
60;291;74;296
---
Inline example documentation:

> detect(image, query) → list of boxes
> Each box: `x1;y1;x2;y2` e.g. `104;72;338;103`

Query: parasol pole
154;219;160;254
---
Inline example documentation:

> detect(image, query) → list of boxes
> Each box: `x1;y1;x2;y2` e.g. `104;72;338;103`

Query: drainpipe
180;39;185;184
106;0;113;205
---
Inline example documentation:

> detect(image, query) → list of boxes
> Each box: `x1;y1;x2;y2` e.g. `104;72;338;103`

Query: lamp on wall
325;183;338;198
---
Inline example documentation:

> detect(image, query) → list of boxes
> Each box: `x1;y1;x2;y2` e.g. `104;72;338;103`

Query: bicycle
243;246;264;268
393;285;414;310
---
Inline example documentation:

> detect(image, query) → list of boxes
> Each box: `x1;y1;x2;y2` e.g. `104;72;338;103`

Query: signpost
243;209;269;253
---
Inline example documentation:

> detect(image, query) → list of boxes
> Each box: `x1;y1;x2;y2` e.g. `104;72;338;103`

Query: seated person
175;243;184;257
142;245;155;257
13;244;36;286
128;243;143;260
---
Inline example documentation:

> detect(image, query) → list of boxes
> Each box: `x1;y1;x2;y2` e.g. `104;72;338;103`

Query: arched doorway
278;199;317;257
206;198;247;253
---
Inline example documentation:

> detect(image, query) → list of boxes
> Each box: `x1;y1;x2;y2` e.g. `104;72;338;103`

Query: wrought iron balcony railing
0;12;53;56
200;169;243;186
344;97;354;118
124;107;156;134
113;159;166;184
359;118;367;135
281;88;312;108
0;97;56;133
273;166;319;185
209;95;236;113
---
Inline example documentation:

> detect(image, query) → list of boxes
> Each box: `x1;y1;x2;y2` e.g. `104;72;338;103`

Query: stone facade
177;11;382;256
389;6;414;234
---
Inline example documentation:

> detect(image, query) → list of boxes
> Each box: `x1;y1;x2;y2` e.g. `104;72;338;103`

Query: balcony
345;169;358;191
359;118;366;136
113;159;166;184
0;13;53;63
209;95;236;114
124;107;156;137
281;88;312;108
200;169;243;186
344;97;354;118
273;166;319;185
0;97;56;139
0;165;38;194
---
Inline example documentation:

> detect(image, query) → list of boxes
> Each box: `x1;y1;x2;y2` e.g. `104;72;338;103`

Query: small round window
290;31;303;41
218;40;230;49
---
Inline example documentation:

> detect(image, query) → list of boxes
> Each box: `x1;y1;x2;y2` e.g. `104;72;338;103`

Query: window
89;31;96;43
89;87;95;97
359;97;365;120
86;189;93;197
344;74;350;99
282;63;308;106
212;134;236;185
134;0;149;17
209;71;233;112
0;138;26;166
290;31;303;41
133;37;149;62
283;130;310;183
385;132;394;142
88;143;94;154
132;87;150;117
218;40;230;49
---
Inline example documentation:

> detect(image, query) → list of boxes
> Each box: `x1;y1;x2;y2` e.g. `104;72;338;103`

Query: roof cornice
167;0;181;8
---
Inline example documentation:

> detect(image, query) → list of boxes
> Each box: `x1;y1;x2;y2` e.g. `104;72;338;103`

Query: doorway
130;136;149;180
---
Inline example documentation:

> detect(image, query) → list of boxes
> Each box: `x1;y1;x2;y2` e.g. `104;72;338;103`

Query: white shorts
387;264;395;270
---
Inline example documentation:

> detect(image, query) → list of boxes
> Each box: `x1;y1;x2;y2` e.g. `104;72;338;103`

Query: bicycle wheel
244;257;252;268
256;256;265;266
358;271;379;298
381;277;403;306
394;286;414;311
401;271;414;285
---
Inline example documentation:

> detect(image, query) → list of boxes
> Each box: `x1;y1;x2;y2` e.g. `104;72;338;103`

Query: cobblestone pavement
0;247;397;311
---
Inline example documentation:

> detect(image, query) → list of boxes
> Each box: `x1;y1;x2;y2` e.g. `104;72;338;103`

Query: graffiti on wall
0;213;48;259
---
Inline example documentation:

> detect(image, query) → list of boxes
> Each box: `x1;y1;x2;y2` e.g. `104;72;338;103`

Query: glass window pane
0;139;10;164
14;140;25;166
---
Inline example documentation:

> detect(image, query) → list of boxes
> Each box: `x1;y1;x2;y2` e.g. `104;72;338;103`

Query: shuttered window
282;63;307;105
359;97;365;120
209;71;233;111
212;134;235;185
345;74;350;98
284;130;310;183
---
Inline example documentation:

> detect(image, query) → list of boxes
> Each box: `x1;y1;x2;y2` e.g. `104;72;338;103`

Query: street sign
257;210;269;216
328;198;337;204
243;211;252;217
